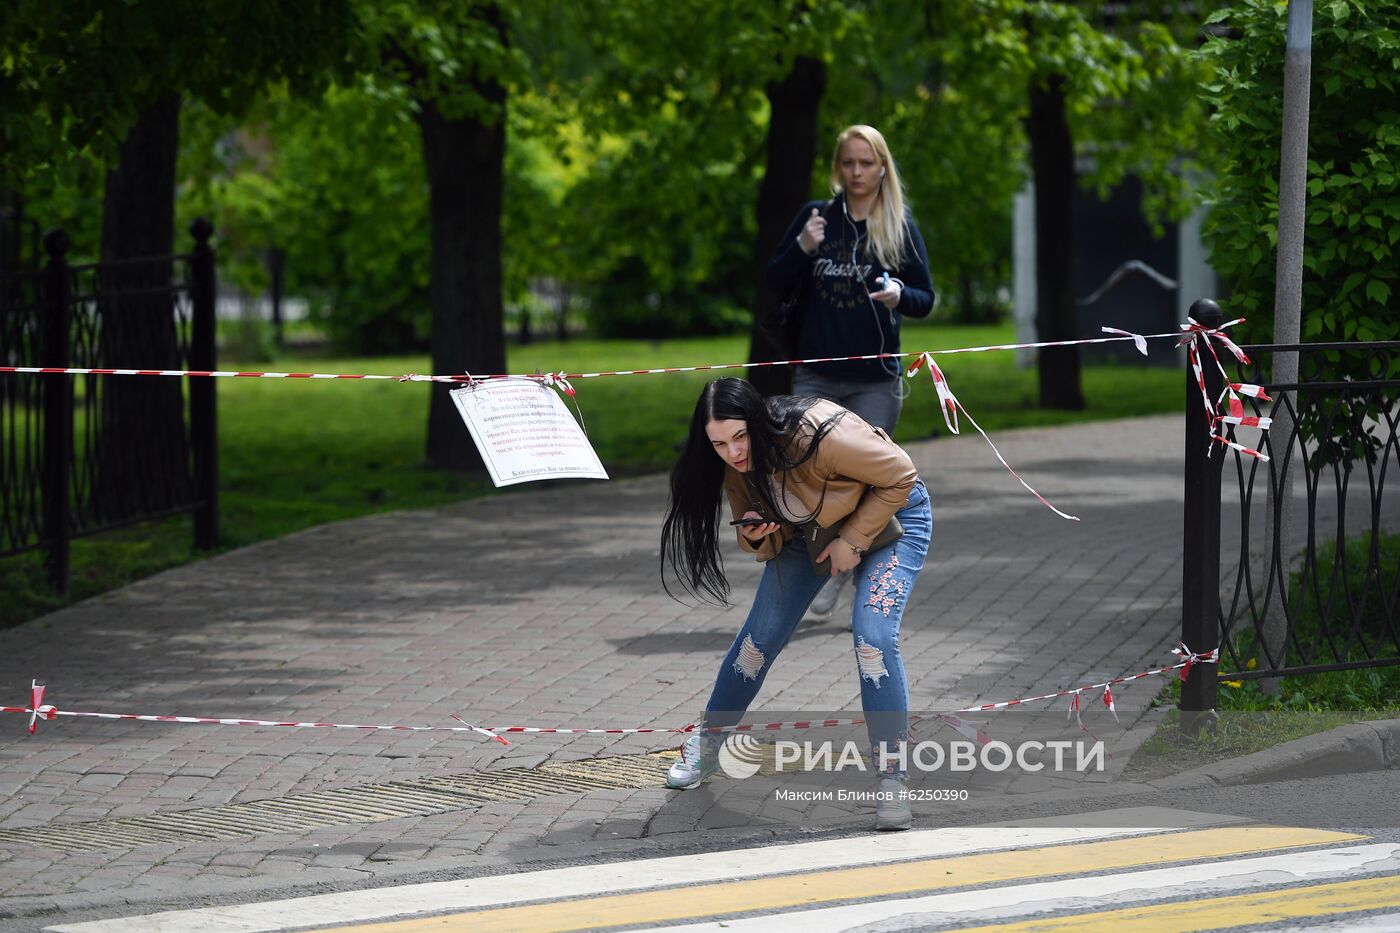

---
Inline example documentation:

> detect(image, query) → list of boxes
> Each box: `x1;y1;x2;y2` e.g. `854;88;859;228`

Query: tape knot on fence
1177;317;1272;462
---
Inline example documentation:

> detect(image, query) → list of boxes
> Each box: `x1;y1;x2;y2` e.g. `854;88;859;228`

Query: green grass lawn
2;319;1186;627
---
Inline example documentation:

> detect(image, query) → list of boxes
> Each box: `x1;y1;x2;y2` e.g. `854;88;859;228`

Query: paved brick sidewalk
0;414;1190;921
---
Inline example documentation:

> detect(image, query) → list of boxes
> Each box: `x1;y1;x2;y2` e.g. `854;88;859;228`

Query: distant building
1012;173;1217;368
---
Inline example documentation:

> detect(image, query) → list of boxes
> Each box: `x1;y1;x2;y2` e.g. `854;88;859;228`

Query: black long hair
660;377;845;604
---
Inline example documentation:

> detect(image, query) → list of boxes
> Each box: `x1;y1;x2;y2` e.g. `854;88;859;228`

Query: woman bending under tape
659;377;933;831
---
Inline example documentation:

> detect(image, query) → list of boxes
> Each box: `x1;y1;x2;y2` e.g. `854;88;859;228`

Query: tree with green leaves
993;0;1208;409
1199;0;1400;694
1200;0;1399;347
353;0;526;471
525;1;860;395
2;0;355;523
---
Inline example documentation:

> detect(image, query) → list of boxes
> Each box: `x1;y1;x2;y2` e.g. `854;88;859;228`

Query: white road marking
1272;913;1400;932
46;807;1236;933
625;843;1400;932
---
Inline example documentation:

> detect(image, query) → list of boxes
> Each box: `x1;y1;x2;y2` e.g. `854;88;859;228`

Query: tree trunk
1026;73;1084;410
748;55;826;399
417;36;508;471
95;94;192;524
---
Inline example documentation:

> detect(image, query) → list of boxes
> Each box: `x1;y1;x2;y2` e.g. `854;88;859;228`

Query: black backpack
758;199;834;362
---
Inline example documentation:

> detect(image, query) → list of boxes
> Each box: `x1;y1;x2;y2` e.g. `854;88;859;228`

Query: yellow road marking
933;873;1400;932
302;825;1364;932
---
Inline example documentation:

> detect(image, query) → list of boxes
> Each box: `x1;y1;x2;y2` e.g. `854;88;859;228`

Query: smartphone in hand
730;517;767;526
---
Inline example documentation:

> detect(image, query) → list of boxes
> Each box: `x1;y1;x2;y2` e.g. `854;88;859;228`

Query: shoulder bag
801;514;903;576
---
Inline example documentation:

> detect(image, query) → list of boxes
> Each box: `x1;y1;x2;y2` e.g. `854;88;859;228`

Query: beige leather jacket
721;399;919;561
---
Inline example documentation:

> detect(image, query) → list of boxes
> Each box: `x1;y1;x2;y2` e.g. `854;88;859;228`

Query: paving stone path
0;414;1194;919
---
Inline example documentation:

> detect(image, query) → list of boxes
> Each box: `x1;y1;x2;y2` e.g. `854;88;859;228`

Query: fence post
189;218;219;549
40;230;73;592
1180;297;1224;732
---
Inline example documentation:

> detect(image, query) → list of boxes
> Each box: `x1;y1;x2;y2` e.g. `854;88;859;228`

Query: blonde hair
828;125;911;273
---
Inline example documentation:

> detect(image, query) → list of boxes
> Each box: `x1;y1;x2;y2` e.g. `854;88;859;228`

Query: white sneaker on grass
666;734;721;789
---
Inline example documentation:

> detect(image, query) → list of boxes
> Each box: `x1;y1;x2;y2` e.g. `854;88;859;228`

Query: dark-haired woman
659;377;933;831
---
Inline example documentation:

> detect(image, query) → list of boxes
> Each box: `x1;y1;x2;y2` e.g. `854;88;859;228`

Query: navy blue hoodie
767;195;935;380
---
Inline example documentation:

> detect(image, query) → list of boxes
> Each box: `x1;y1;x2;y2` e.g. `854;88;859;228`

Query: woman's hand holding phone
870;272;901;309
731;511;778;542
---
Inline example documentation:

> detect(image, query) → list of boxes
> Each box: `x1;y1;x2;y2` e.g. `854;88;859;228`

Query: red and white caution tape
1211;381;1273;460
5;321;1266;507
0;695;873;742
1171;641;1220;681
5;645;1218;743
957;642;1216;719
1101;326;1149;357
1177;317;1272;462
0;701;517;745
906;351;1079;522
26;680;54;736
0;367;443;381
1179;315;1248;421
0;325;1197;387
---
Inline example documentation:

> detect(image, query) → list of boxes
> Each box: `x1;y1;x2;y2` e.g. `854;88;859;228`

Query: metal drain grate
0;751;677;853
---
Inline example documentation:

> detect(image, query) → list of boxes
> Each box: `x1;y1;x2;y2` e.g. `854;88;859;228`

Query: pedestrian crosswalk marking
929;874;1400;933
291;825;1362;933
628;843;1400;932
46;816;1216;933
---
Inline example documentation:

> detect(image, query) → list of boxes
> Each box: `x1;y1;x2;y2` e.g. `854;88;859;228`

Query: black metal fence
0;220;218;592
1181;300;1400;713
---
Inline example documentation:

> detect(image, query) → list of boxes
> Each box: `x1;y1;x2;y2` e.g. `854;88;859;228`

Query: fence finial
42;229;70;262
189;217;213;245
1188;297;1222;328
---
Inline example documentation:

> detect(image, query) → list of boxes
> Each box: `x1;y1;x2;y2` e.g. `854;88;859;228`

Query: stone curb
1146;718;1400;790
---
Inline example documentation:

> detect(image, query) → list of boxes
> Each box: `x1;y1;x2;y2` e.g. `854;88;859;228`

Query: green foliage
827;0;1022;325
354;0;525;123
550;122;759;338
516;0;1207;337
989;0;1208;225
181;83;433;354
6;0;1212;348
1199;0;1400;345
829;0;1207;323
1;0;355;183
516;0;858;338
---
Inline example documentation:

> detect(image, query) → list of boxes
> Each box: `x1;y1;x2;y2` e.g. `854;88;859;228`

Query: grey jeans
793;366;904;434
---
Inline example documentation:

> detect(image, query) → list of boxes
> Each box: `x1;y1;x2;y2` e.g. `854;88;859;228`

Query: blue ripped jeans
700;480;932;769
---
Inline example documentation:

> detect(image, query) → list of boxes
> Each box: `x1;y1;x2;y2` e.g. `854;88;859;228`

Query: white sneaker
666;734;720;789
874;775;912;831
